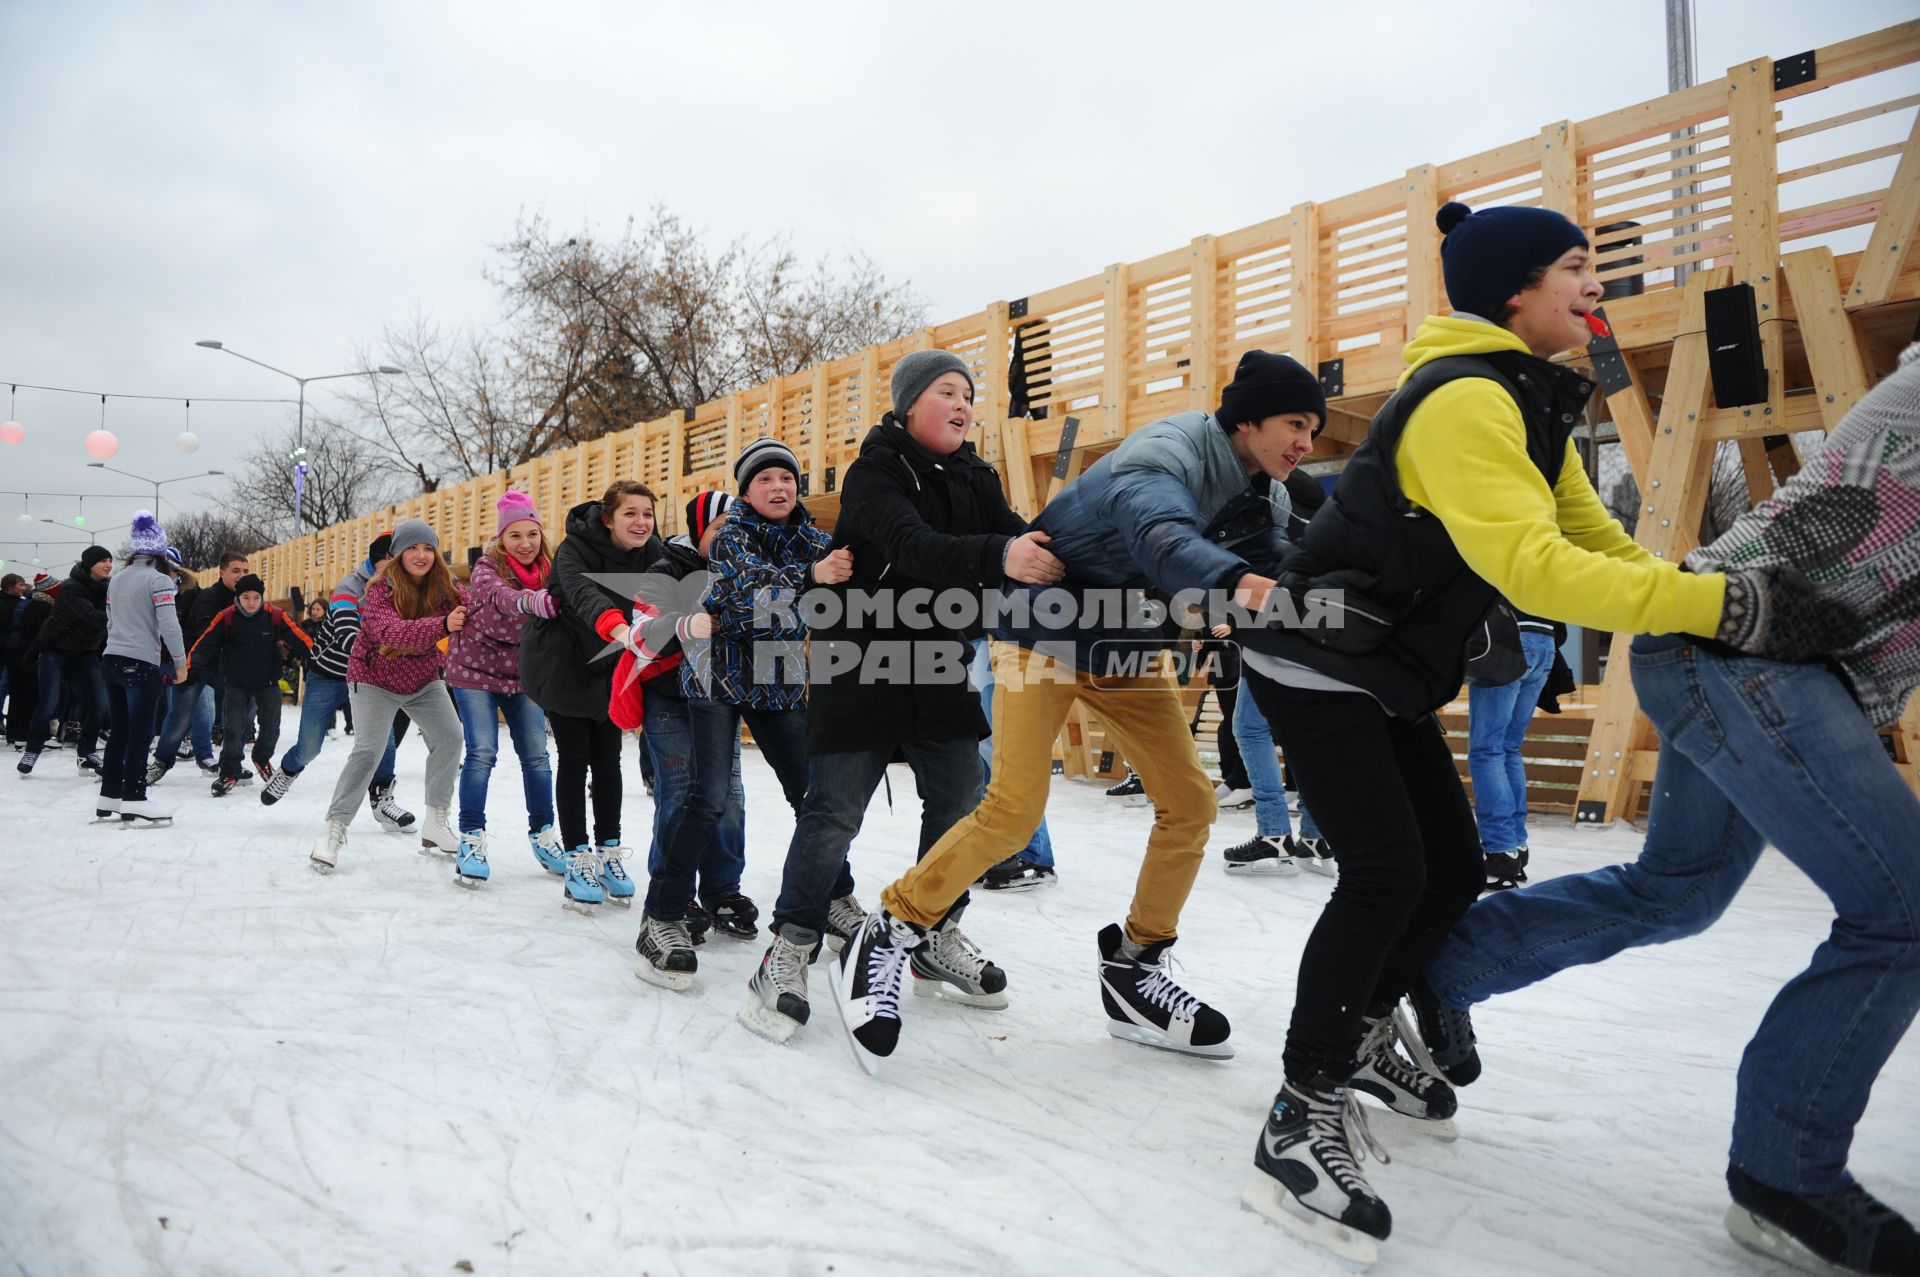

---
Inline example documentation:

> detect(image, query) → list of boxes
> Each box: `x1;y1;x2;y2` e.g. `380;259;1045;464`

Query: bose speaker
1704;283;1769;407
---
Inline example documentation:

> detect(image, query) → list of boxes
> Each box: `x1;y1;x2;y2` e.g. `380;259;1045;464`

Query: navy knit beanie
1437;202;1589;321
1216;350;1327;436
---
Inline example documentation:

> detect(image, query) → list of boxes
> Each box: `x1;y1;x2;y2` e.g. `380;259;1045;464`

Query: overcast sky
0;0;1912;569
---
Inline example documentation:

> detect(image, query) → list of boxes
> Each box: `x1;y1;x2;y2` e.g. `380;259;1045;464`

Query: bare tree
163;509;278;569
229;422;397;541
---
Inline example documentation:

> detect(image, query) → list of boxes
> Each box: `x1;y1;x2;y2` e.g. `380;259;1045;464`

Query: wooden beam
1001;414;1037;518
1286;202;1320;368
1404;165;1440;323
1604;351;1658;490
1782;247;1874;429
1850;110;1920;307
1726;58;1784;423
808;362;829;493
982;300;1013;467
1101;262;1130;442
1188;235;1220;413
1539;120;1577;219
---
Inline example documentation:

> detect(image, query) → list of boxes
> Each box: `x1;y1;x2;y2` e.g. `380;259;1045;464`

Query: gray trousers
326;680;462;826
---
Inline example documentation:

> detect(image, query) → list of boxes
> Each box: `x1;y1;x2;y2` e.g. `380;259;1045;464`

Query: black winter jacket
805;419;1028;753
187;603;313;690
520;501;699;720
181;582;236;677
36;563;109;655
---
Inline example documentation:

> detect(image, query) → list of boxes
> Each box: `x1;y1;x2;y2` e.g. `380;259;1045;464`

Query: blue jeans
451;687;555;834
641;696;747;896
1465;630;1559;852
971;638;1053;867
101;657;166;802
153;678;216;766
1235;669;1321;840
645;698;809;920
279;675;397;784
26;649;105;754
1429;635;1920;1194
774;733;984;935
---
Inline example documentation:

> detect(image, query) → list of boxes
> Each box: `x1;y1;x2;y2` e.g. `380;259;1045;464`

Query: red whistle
1584;311;1611;339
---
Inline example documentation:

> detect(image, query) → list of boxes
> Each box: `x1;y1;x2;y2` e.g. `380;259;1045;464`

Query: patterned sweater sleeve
702;522;811;638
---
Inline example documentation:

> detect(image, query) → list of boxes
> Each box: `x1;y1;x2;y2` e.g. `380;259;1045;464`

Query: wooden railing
242;20;1920;606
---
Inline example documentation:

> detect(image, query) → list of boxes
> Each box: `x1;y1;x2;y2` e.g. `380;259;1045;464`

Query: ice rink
2;732;1915;1276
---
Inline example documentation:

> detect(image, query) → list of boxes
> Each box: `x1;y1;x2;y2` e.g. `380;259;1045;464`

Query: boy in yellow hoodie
1234;201;1842;1266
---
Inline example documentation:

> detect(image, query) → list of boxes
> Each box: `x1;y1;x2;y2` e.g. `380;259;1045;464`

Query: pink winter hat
497;490;541;536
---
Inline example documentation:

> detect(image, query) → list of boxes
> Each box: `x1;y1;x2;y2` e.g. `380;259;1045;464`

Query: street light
195;341;402;528
85;462;225;510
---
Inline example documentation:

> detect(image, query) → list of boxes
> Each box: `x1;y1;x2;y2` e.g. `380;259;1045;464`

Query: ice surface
1;736;1914;1276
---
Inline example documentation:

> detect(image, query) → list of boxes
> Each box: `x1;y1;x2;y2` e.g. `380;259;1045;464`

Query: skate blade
1240;1170;1379;1270
911;974;1009;1011
1303;861;1338;878
91;813;120;824
710;925;758;941
1223;860;1302;877
633;959;694;992
309;860;336;875
418;843;455;857
981;879;1047;894
562;897;600;917
600;894;634;909
1724;1204;1854;1277
1104;1020;1234;1059
736;993;801;1044
118;817;174;828
452;874;486;889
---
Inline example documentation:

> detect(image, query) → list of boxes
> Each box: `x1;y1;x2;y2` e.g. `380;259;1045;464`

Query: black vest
1244;351;1593;719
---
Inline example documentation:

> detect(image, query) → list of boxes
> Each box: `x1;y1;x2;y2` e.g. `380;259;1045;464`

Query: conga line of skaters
15;203;1917;1275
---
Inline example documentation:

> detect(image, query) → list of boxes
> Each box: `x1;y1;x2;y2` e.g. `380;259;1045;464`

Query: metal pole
294;380;307;529
1667;0;1699;287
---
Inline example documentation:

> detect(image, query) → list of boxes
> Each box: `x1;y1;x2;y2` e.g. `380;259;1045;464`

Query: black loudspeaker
289;585;305;614
1704;283;1769;407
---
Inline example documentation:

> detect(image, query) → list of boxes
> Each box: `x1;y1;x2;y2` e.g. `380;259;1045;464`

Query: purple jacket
447;555;536;694
347;576;456;696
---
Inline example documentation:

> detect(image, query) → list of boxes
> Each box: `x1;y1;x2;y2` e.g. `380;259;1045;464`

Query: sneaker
739;924;816;1042
454;831;490;885
77;752;103;774
1403;980;1481;1086
419;807;459;855
1725;1162;1920;1277
312;820;347;873
910;909;1009;1009
830;908;924;1073
1105;768;1145;801
1350;1006;1459;1133
1224;833;1303;876
709;892;760;940
15;749;38;775
1242;1074;1392;1266
1096;922;1232;1058
1215;782;1254;810
823;893;868;954
634;912;698;991
368;780;416;832
210;775;240;798
594;841;635;905
979;854;1059;892
261;766;297;806
528;824;568;875
1484;851;1524;892
1296;835;1338;878
562;848;605;911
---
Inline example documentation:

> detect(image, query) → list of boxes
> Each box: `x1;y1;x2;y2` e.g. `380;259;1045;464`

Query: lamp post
84;462;225;511
195;341;401;528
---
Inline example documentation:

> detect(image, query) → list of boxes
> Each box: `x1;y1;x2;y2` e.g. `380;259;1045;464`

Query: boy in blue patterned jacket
635;438;852;990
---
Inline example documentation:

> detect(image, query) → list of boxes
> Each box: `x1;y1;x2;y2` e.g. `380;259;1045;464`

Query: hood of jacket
858;415;1000;485
1399;314;1533;383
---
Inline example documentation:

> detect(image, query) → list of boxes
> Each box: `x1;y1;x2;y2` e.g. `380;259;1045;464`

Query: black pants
548;711;623;850
219;685;282;780
1200;641;1246;788
1247;675;1484;1082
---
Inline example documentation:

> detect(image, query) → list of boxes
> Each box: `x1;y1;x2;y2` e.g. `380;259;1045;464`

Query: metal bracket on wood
1575;800;1610;825
825;466;837;492
682;407;696;423
1009;297;1029;320
1317;358;1345;398
1052;416;1081;478
1773;50;1816;91
1098;750;1114;773
798;471;810;497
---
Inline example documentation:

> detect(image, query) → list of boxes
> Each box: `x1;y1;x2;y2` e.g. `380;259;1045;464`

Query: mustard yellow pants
881;641;1215;944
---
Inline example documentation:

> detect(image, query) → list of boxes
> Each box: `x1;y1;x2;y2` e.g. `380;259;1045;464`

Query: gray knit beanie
388;518;440;557
890;349;974;421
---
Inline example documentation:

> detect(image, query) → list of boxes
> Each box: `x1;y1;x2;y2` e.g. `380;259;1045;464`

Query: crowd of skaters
4;200;1917;1276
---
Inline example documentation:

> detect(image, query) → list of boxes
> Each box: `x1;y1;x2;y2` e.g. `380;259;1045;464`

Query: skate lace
931;923;988;978
597;849;629;882
651;916;694;955
864;917;918;1018
461;837;488;864
768;936;810;995
1360;1013;1437;1095
566;851;599;879
1134;951;1202;1022
1306;1086;1390;1196
828;895;868;937
376;795;408;821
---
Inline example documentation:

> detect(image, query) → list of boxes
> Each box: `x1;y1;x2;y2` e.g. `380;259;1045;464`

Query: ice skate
118;797;175;827
1215;782;1254;810
91;795;121;823
1296;836;1338;877
830;908;924;1074
708;891;759;940
822;892;868;954
260;766;297;806
1349;1007;1458;1139
419;807;458;855
593;841;634;906
1725;1162;1920;1277
1096;923;1232;1058
1402;981;1481;1086
453;831;490;887
562;848;605;914
979;854;1058;892
634;912;698;991
311;820;346;873
738;924;816;1043
1223;833;1304;876
528;824;568;875
1242;1074;1392;1270
368;779;415;832
910;907;1009;1009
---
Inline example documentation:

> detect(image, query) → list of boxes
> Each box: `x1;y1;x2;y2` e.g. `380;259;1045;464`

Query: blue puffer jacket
692;500;831;709
989;411;1266;668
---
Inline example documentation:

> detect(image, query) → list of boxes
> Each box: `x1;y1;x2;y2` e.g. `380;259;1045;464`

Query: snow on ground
1;732;1915;1277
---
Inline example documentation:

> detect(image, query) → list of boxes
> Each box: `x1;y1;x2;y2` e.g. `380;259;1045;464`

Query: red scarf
504;553;548;590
